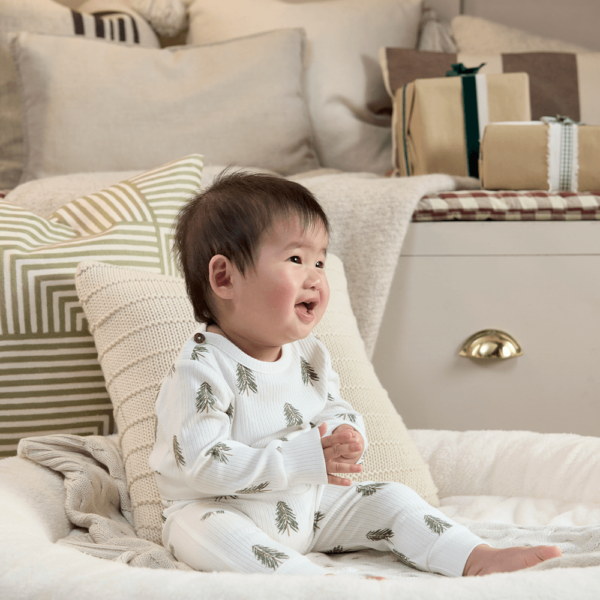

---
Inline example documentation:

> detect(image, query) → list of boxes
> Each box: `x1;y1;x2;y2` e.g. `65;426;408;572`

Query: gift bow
445;62;486;77
541;115;584;125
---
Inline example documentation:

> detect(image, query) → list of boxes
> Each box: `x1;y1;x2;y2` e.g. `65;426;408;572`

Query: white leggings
163;481;484;577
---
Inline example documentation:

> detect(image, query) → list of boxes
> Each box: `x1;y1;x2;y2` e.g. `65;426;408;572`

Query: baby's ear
208;255;234;298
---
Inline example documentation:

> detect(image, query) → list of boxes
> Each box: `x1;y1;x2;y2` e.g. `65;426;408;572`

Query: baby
149;170;562;578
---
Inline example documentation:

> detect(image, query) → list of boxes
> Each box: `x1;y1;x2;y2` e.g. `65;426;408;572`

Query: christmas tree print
173;435;185;470
200;510;225;521
313;511;325;534
236;363;258;396
391;549;417;569
161;513;166;523
327;393;335;402
214;495;238;501
225;403;234;422
424;515;453;535
335;412;357;423
366;528;394;542
276;447;282;453
300;356;319;386
324;545;345;554
283;403;303;427
275;500;299;536
191;344;208;361
169;364;176;377
206;441;232;463
196;382;217;412
236;482;271;494
279;437;289;442
310;422;316;428
356;483;388;497
252;545;289;571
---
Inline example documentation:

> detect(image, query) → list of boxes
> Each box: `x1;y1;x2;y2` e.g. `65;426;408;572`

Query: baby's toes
535;545;563;563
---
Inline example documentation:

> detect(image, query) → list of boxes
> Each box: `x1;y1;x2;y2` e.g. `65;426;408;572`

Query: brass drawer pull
459;329;523;360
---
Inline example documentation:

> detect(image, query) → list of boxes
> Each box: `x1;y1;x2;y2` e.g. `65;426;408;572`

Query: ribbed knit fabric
149;331;368;503
161;478;485;577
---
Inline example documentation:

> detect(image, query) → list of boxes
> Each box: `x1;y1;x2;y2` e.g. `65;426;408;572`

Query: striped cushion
380;48;600;126
413;190;600;221
0;154;203;458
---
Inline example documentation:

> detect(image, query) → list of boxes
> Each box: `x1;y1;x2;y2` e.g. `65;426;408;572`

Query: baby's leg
163;502;327;575
310;481;493;577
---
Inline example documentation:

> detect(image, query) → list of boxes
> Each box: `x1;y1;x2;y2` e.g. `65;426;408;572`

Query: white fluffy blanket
2;429;600;599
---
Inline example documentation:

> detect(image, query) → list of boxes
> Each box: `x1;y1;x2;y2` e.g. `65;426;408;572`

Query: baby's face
229;216;330;348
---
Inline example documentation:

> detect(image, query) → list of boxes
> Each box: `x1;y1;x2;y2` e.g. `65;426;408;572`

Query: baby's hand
318;423;363;486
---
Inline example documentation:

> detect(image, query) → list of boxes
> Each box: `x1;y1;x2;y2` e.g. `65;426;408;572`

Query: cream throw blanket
289;170;480;359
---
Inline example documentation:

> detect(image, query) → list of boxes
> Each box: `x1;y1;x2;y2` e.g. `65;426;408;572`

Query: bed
1;0;600;598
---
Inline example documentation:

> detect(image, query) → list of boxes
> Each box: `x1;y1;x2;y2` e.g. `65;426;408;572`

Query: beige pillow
451;15;592;55
0;0;159;191
186;0;424;175
11;28;319;183
74;258;439;545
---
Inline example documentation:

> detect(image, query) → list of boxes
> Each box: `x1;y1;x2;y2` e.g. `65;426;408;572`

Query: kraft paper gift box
391;67;531;178
479;118;600;192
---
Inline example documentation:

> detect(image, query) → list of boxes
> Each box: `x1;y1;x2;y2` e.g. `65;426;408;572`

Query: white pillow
0;0;159;190
75;258;439;545
186;0;423;175
11;28;319;183
451;15;592;54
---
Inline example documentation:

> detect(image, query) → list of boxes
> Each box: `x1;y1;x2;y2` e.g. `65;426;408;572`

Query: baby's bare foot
463;543;562;576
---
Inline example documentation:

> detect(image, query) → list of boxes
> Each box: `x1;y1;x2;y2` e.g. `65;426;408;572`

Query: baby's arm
153;359;329;496
313;347;368;465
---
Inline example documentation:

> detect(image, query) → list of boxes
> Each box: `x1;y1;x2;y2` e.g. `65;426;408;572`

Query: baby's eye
289;256;325;269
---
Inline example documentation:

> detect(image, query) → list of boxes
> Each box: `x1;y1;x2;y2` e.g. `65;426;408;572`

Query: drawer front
372;253;600;437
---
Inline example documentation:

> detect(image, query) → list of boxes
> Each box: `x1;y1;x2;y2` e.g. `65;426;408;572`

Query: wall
428;0;600;51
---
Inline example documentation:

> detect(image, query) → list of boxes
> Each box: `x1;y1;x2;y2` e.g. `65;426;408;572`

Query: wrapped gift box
393;71;531;178
480;119;600;192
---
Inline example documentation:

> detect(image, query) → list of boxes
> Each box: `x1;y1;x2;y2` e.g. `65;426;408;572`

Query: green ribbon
461;75;480;178
445;63;487;178
445;62;486;77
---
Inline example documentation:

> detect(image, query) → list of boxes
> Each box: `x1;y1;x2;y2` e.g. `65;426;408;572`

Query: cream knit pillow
75;257;438;545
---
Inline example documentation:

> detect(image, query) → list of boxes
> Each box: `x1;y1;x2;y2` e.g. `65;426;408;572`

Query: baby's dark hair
173;169;331;326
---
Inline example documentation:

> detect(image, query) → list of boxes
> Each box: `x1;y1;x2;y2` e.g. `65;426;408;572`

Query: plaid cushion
414;190;600;221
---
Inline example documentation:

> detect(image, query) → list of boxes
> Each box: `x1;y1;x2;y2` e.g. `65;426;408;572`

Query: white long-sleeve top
149;330;368;502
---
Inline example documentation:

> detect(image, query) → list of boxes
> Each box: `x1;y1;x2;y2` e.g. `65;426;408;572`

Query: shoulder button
194;333;206;344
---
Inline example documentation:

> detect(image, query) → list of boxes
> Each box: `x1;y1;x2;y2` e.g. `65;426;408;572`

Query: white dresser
371;220;600;437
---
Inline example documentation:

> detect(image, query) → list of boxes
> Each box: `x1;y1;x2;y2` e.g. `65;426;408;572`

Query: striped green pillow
0;154;203;457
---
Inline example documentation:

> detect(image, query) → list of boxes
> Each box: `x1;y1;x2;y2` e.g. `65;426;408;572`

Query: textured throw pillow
0;0;159;191
451;15;592;55
0;154;203;459
74;258;440;545
186;0;423;175
380;47;600;125
11;28;318;183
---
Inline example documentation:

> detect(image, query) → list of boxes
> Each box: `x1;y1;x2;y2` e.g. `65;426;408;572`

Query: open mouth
295;301;315;318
